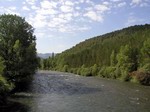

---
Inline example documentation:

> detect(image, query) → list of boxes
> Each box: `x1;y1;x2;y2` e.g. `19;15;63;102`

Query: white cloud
28;14;47;28
5;0;15;1
0;0;112;34
64;13;73;21
41;0;57;9
83;3;110;22
36;8;58;15
131;0;142;5
75;6;81;10
95;4;110;13
110;0;122;2
140;2;149;7
79;0;85;3
22;6;30;11
85;0;94;5
118;2;126;7
34;20;47;28
23;1;26;5
60;5;73;13
65;1;74;6
85;7;93;11
31;5;39;10
73;12;80;17
26;0;37;5
84;11;103;22
103;2;110;5
56;13;73;22
130;0;149;7
48;17;68;28
41;0;51;9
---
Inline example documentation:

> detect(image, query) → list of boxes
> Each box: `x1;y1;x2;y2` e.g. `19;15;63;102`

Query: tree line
39;24;150;85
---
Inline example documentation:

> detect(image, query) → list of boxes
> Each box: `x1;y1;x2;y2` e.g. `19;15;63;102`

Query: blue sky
0;0;150;53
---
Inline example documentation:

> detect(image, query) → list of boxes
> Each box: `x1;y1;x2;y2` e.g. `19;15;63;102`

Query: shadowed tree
0;14;38;91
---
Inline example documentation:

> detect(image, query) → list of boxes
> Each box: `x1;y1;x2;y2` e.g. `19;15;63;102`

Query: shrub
77;68;81;75
130;76;140;83
98;66;116;78
91;64;98;76
130;71;150;85
62;65;69;72
114;67;121;79
119;70;130;81
80;67;92;76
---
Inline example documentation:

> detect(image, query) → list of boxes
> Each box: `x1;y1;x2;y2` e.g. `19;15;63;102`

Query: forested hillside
55;24;150;68
40;24;150;85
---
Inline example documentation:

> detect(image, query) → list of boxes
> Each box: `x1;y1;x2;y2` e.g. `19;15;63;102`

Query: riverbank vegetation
0;14;38;104
39;24;150;85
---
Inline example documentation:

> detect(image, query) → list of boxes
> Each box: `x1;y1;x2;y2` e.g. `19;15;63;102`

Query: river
1;71;150;112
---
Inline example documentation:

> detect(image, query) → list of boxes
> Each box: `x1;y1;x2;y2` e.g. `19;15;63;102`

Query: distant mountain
37;53;55;59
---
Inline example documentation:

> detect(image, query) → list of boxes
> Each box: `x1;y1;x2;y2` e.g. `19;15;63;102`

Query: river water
2;71;150;112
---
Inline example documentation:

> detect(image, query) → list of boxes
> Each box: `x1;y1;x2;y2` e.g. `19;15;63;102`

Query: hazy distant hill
37;53;55;59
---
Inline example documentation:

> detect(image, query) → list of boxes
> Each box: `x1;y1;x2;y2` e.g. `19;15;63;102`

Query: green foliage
91;64;98;76
140;38;150;72
110;50;116;66
0;75;13;94
130;76;140;84
116;45;132;71
116;45;138;81
76;65;91;76
0;57;13;104
119;70;130;81
62;65;69;72
141;38;150;57
69;68;78;74
77;68;81;75
39;56;56;70
98;66;116;78
113;67;121;78
80;67;92;76
0;14;38;91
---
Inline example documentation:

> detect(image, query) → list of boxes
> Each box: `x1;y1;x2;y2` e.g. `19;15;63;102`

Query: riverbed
1;71;150;112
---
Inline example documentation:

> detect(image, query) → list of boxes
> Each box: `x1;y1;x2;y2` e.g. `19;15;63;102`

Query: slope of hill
55;24;150;68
